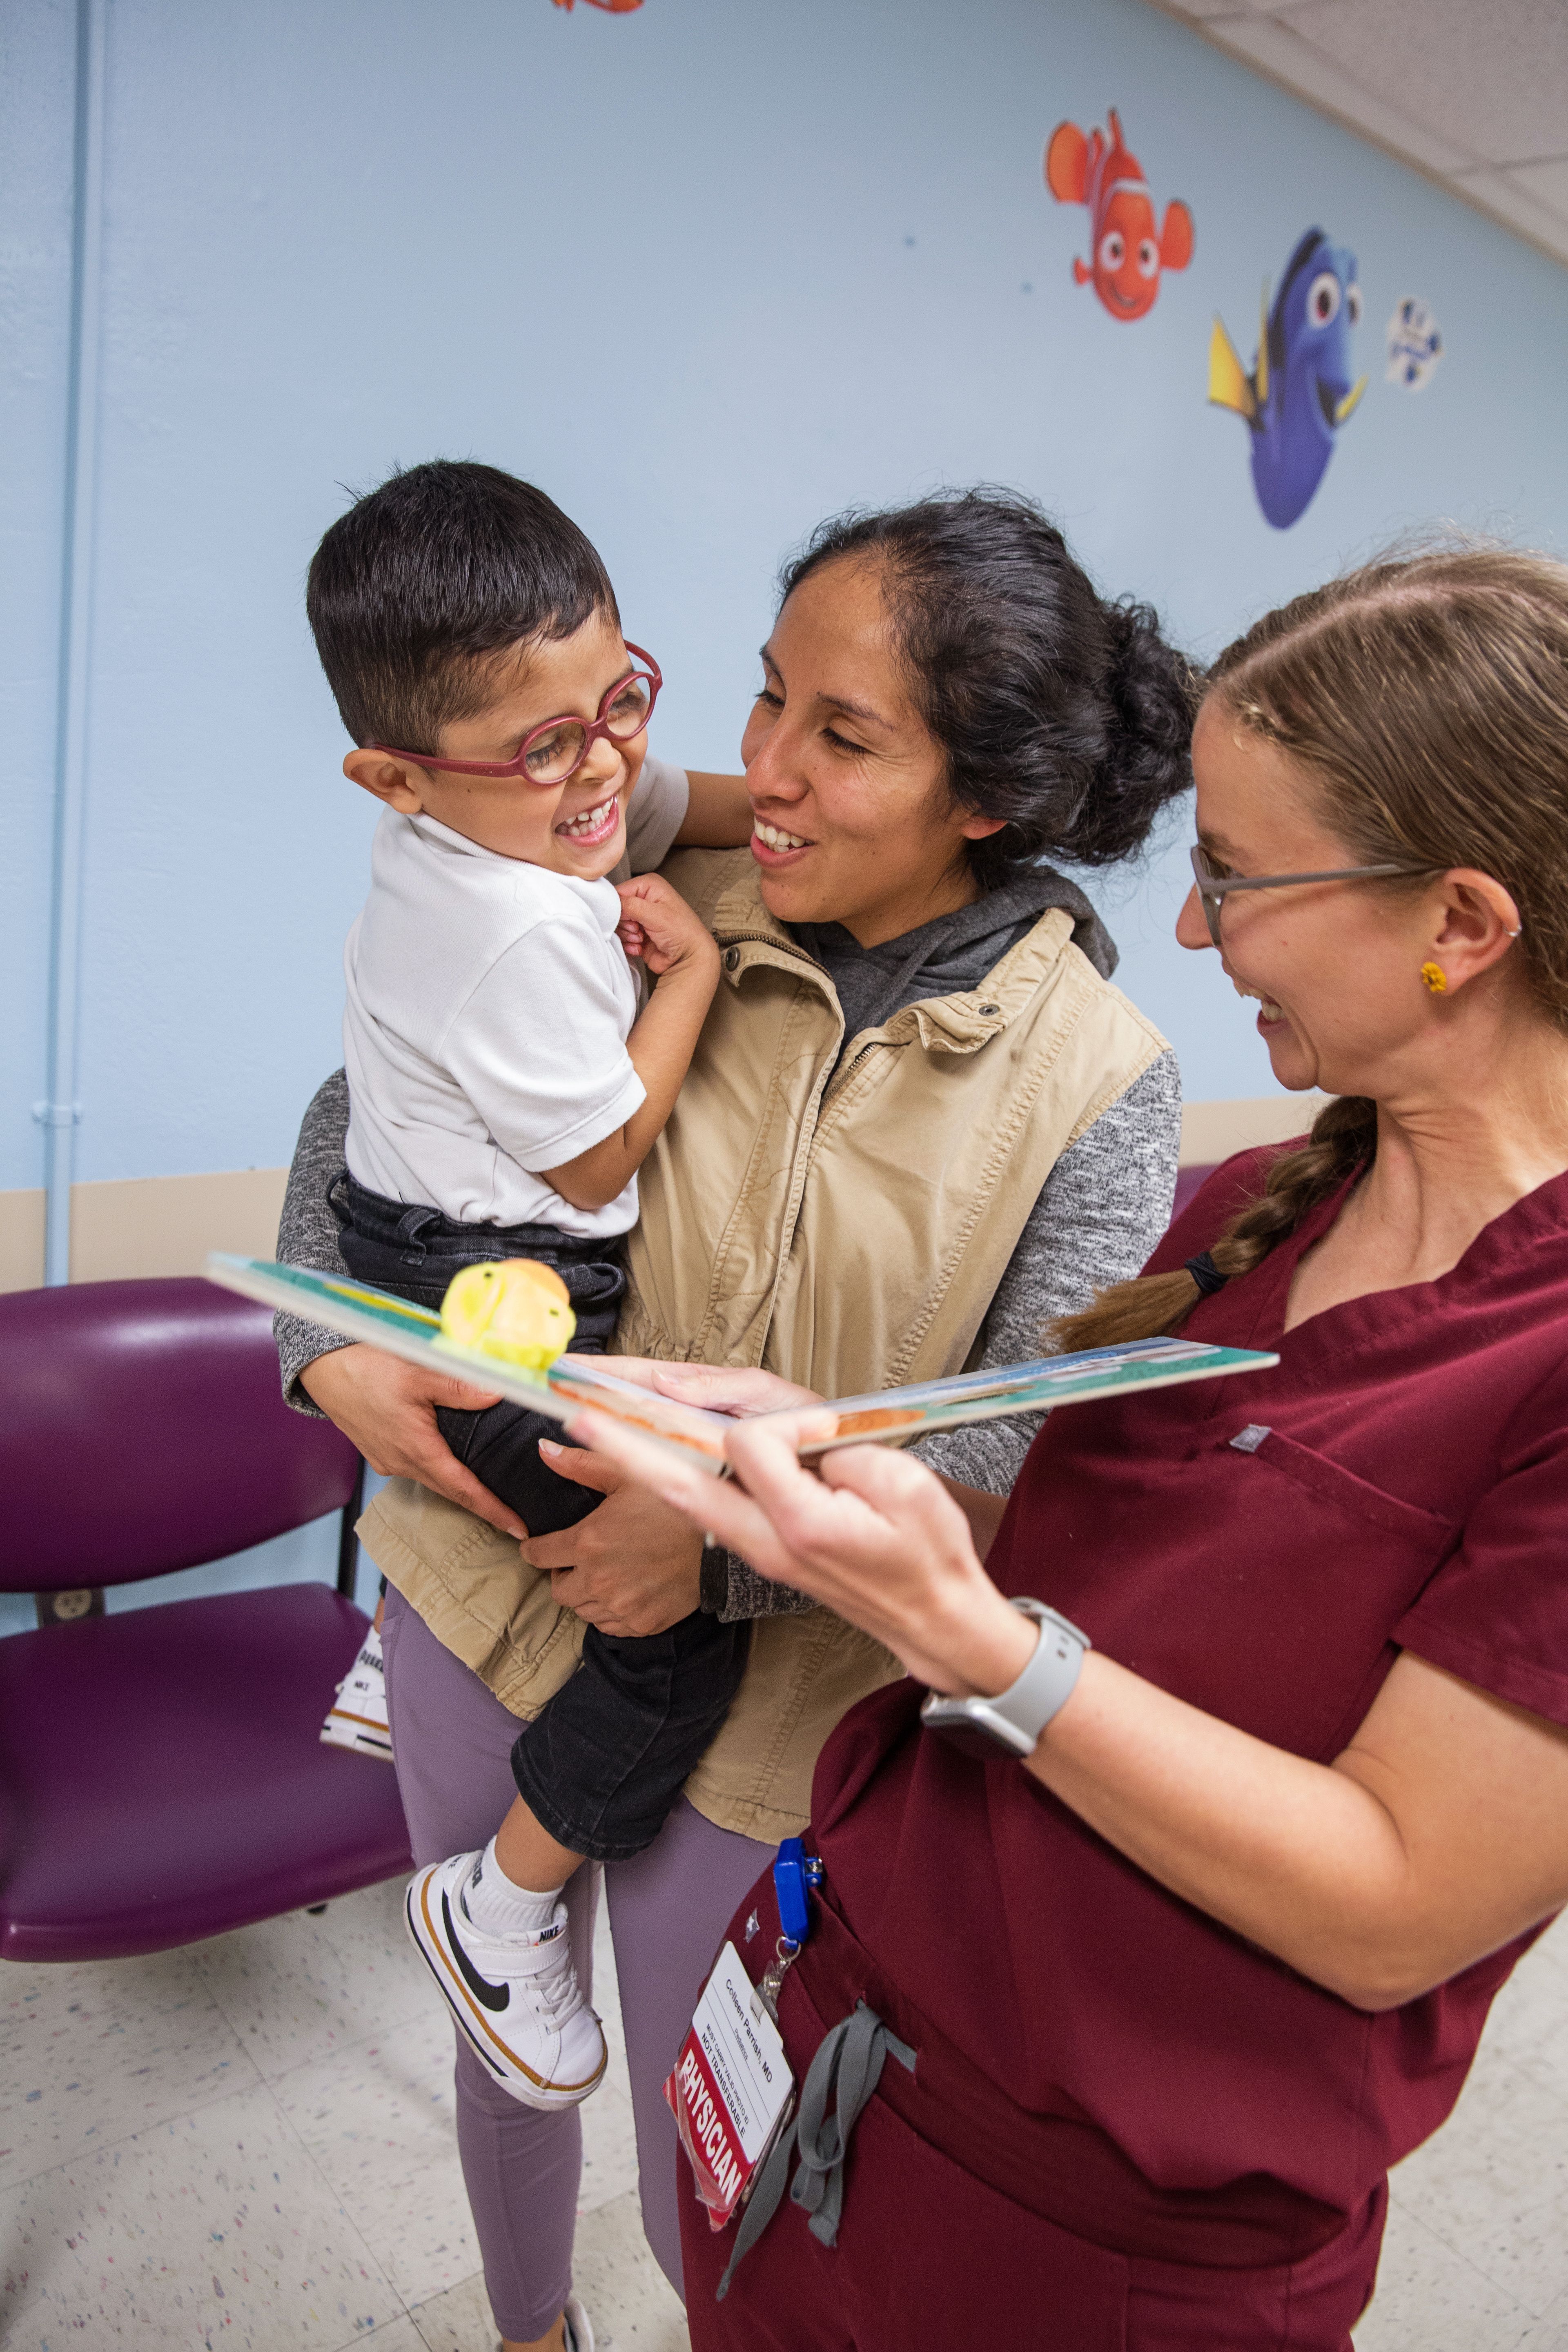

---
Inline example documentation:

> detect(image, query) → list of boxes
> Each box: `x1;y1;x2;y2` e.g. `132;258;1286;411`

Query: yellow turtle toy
437;1258;576;1371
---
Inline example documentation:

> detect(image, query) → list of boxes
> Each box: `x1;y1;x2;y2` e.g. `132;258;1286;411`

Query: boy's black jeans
332;1172;748;1862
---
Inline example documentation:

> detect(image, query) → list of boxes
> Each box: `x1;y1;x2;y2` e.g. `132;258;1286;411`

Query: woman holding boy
278;466;1193;2348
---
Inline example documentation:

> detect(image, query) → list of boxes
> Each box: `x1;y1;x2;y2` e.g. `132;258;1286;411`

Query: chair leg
336;1458;367;1599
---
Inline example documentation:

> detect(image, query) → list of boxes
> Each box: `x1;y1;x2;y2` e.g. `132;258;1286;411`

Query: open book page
208;1254;1278;1477
791;1336;1280;1457
208;1254;735;1471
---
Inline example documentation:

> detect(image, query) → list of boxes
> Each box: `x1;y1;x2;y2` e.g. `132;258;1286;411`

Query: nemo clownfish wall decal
1045;108;1193;322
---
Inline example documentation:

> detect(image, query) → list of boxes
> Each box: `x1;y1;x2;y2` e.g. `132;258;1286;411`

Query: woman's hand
523;1441;707;1637
518;1365;827;1638
591;1357;825;1417
934;1476;1011;1564
299;1345;527;1540
566;1406;1034;1698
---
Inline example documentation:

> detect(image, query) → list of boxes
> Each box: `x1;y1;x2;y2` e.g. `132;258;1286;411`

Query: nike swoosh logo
442;1892;510;2011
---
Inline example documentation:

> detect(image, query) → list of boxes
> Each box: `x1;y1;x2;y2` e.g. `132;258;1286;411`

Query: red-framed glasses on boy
369;645;662;787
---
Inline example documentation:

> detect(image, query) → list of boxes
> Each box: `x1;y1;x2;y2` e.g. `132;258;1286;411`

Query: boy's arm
673;770;753;849
541;875;719;1215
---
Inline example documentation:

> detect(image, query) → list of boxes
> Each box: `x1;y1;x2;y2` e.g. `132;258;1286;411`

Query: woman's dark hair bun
1080;597;1204;866
779;488;1199;887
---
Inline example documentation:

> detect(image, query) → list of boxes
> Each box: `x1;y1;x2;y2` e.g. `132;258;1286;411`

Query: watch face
918;1693;1036;1761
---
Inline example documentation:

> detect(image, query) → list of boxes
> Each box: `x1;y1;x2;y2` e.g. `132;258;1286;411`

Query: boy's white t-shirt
342;752;689;1241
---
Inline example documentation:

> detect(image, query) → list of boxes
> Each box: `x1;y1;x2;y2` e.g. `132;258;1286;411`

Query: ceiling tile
1507;154;1568;222
1447;165;1568;261
1200;11;1479;169
1144;0;1568;268
1276;0;1568;167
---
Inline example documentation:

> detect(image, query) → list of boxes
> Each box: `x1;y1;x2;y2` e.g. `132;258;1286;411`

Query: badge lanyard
663;1838;822;2231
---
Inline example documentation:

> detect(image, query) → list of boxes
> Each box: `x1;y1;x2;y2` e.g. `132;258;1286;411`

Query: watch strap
919;1599;1091;1760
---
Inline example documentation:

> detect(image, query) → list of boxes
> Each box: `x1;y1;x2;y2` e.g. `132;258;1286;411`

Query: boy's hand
546;878;719;1216
616;873;719;983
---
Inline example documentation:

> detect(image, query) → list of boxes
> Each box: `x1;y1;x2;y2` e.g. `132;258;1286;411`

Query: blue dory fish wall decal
1208;228;1368;528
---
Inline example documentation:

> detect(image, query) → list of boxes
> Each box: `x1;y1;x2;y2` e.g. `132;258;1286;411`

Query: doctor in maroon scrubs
570;545;1568;2350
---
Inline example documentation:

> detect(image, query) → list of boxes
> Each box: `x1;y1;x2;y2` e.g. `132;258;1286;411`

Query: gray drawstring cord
716;2000;916;2300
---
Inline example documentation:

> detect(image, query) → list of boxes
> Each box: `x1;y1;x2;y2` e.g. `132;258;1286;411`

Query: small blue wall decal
1386;297;1443;390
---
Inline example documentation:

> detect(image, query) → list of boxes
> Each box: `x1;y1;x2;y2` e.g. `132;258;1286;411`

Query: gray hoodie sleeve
274;1069;354;1414
910;1048;1182;1493
705;1050;1182;1621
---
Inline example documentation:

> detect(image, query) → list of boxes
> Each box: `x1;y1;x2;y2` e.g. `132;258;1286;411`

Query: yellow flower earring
1421;962;1448;995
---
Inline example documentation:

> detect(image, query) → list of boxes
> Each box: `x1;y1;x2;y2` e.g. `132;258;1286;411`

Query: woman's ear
1428;869;1524;992
958;813;1008;842
343;749;430;813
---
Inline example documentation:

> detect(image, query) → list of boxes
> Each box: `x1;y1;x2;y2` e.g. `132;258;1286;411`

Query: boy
307;460;753;2107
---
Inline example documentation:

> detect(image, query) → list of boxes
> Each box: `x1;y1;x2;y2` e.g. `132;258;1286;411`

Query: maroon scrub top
811;1146;1568;2232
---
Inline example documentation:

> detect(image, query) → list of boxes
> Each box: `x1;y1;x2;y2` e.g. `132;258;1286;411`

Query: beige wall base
0;1189;47;1293
0;1168;289;1293
1180;1094;1331;1168
0;1095;1327;1293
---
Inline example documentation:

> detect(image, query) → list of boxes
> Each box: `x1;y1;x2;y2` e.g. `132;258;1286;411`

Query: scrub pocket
1220;1425;1458;1758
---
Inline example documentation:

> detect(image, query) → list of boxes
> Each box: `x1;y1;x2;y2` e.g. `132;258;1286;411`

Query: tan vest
360;850;1166;1841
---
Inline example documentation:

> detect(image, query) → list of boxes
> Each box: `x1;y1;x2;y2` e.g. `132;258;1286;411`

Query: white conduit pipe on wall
38;0;107;1285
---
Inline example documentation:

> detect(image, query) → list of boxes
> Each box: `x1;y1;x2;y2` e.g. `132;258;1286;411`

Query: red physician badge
664;1940;794;2229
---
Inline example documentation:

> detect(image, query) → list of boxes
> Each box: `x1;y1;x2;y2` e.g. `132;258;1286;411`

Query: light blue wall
2;2;74;1192
7;0;1568;1203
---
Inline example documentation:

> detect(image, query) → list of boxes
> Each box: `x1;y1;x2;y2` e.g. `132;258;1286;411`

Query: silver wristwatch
920;1599;1091;1760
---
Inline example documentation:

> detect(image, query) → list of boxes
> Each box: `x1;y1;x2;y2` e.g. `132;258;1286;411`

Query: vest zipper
822;1041;882;1109
717;931;825;970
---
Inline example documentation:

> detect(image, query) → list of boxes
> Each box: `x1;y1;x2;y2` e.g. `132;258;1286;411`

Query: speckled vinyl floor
3;1886;1566;2349
0;1879;686;2350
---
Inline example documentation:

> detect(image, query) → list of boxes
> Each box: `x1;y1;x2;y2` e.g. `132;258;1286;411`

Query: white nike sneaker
321;1624;394;1761
405;1851;608;2110
564;2293;595;2352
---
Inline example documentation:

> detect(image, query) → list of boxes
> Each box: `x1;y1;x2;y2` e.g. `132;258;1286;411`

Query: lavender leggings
381;1585;773;2342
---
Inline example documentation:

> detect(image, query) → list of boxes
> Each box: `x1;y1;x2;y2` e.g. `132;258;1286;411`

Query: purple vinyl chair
0;1277;412;1963
1172;1162;1218;1220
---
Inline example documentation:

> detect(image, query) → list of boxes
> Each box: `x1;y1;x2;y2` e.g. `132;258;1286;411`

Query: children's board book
208;1252;1278;1477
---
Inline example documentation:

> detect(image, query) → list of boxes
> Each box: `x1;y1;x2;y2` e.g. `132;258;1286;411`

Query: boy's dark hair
307;461;619;751
778;488;1198;890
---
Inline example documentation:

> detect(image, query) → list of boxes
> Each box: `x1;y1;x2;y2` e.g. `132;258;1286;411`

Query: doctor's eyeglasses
1188;843;1434;949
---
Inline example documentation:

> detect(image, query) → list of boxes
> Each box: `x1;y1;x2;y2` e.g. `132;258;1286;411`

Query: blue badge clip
773;1837;824;1948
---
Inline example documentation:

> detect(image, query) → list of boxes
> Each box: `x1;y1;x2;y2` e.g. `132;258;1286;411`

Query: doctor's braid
1053;540;1568;1354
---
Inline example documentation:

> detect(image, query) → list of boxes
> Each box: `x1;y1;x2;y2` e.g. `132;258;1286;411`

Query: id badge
664;1940;794;2230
